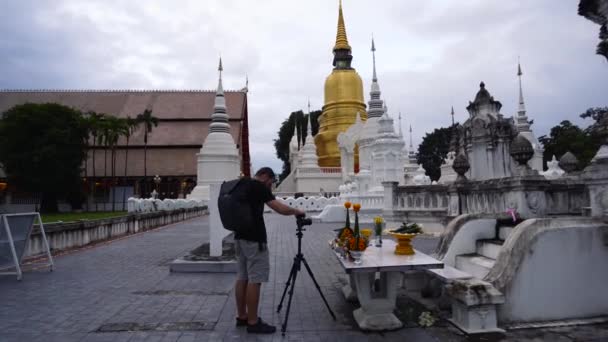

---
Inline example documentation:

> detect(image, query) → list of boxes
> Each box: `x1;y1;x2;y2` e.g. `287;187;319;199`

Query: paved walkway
0;214;606;341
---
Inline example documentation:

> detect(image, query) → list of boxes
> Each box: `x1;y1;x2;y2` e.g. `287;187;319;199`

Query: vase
374;222;384;247
375;233;383;247
349;250;364;264
389;232;417;255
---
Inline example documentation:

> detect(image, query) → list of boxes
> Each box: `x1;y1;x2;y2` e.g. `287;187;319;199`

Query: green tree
273;110;321;182
539;120;600;170
122;116;138;210
417;125;456;182
104;116;129;211
135;109;159;196
84;111;105;211
0;103;88;213
580;107;608;143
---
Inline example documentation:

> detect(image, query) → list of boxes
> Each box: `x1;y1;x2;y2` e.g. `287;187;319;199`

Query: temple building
0;82;250;205
314;0;367;167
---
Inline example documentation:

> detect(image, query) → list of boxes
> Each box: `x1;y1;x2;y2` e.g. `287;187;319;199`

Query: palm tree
85;111;104;212
105;117;129;212
96;115;112;210
136;109;159;197
122;116;138;210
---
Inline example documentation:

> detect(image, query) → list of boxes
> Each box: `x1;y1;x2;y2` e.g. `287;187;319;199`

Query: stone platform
0;214;606;341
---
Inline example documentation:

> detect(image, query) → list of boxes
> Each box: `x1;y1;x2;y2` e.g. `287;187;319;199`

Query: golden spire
334;0;351;52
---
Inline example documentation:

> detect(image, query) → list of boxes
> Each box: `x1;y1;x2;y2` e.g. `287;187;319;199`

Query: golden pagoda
314;0;367;167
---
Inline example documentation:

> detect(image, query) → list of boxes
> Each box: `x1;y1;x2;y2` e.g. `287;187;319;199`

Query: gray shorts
235;239;270;283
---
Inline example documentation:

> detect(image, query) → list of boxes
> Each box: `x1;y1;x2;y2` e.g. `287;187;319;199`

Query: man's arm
266;199;305;216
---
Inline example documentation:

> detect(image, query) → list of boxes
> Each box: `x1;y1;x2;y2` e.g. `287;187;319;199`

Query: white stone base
353;307;403;331
169;258;237;273
341;274;358;302
351;271;403;331
187;184;209;201
449;302;505;335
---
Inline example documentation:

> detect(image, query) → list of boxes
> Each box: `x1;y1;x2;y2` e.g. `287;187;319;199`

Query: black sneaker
236;317;248;327
246;318;276;334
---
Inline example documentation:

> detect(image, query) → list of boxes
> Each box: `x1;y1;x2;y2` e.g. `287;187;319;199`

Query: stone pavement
0;214;606;342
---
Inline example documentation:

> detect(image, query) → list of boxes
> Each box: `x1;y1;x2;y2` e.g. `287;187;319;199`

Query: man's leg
246;282;261;325
235;240;249;321
235;279;248;320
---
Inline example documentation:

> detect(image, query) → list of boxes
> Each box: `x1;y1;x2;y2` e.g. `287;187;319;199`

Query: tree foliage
0;103;88;212
274;110;321;182
135;109;159;196
539;106;606;170
417;125;456;182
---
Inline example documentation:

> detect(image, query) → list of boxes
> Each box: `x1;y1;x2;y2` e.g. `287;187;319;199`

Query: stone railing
342;193;384;209
25;207;208;257
394;185;449;211
127;197;206;213
276;196;340;212
447;176;587;218
320;167;343;174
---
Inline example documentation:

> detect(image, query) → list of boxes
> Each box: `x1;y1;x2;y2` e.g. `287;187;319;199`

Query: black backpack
218;178;253;232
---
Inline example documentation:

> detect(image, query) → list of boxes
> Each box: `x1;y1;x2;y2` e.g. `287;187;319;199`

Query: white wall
497;222;608;324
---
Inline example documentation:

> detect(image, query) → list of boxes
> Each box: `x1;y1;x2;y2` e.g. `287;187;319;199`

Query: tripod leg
302;257;337;320
281;259;300;335
277;261;297;313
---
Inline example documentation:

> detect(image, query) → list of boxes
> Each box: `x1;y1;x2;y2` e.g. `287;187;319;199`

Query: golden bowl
387;231;420;255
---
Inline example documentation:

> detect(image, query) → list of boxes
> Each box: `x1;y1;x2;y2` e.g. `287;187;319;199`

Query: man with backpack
221;167;305;334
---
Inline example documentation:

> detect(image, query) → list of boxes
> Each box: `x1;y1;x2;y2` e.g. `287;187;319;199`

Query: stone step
476;239;504;260
455;254;495;279
499;226;515;240
427;265;473;282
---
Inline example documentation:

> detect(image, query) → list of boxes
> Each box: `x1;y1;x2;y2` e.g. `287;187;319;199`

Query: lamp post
153;175;161;199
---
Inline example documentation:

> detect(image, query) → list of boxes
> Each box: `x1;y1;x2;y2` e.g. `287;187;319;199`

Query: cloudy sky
1;0;606;173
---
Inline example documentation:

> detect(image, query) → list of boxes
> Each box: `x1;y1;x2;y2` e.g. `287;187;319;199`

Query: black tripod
277;216;336;335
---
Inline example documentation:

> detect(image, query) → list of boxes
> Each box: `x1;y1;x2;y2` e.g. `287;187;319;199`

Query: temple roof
0;89;247;147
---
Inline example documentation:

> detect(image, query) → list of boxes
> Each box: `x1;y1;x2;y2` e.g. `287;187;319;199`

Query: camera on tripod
278;213;336;335
296;214;312;228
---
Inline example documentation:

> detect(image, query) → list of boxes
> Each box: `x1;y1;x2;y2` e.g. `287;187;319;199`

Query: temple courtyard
0;214;606;342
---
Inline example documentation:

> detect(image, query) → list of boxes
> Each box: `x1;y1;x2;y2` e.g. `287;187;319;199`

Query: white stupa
514;60;544;172
358;37;386;173
188;58;240;201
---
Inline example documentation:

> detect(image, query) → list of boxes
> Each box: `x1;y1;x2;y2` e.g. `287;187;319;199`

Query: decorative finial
334;0;351;51
371;35;377;81
516;58;529;132
480;81;485;88
409;124;413;149
217;57;224;94
398;111;403;137
307;109;312;138
451;106;455;126
517;56;522;76
307;98;311;114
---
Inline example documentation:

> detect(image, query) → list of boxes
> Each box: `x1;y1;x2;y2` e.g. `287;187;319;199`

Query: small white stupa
514;60;544;172
541;155;565;180
188;58;240;201
298;114;320;170
403;125;419;184
367;111;405;192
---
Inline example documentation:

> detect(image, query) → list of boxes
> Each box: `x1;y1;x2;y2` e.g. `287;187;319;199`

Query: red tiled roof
0;89;246;146
0;90;250;177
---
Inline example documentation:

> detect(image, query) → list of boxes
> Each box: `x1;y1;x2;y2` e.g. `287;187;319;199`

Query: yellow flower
353;203;361;212
374;216;384;225
344;202;352;209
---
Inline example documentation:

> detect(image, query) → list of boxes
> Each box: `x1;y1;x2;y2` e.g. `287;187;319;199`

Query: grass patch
40;211;128;224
